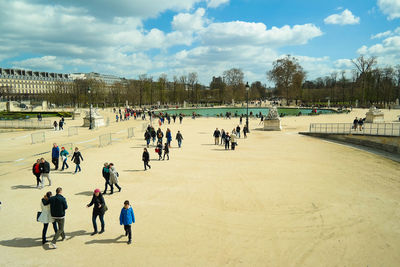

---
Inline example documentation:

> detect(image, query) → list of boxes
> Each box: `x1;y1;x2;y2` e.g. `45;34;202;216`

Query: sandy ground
0;108;400;267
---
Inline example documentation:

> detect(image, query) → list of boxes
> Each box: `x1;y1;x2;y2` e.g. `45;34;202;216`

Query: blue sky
0;0;399;84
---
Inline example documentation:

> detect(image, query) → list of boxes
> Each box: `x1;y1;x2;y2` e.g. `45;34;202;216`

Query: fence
0;120;53;129
309;123;400;136
128;127;135;138
99;133;112;147
31;132;45;144
68;127;79;136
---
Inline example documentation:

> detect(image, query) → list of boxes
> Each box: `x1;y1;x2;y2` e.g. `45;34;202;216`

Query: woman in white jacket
109;163;121;194
38;192;58;244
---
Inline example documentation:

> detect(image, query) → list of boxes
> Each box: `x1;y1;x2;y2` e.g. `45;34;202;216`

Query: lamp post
245;82;250;133
88;86;92;130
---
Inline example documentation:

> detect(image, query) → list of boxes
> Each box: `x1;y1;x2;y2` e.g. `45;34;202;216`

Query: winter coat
46;194;68;218
144;131;151;140
176;133;183;141
150;129;156;138
60;150;69;158
38;198;54;224
52;146;60;158
109;166;119;184
164;145;169;153
102;167;110;180
32;163;41;175
87;194;106;215
142;151;150;162
119;206;135;225
166;131;172;141
71;151;83;164
213;130;220;137
39;161;50;173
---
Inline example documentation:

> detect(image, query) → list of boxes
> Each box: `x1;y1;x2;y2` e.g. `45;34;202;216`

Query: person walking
243;125;248;138
156;141;163;160
224;132;231;150
358;118;364;131
32;159;42;188
119;200;135;244
53;121;58;130
213;128;221;145
221;129;226;145
60;147;69;171
38;191;58;245
176;131;183;148
71;147;83;174
87;189;106;235
51;143;60;170
163;142;169;160
179;114;183;124
166;128;172;147
109;163;121;194
48;187;68;249
142;148;151;170
353;117;358;130
59;119;64;130
236;125;241;138
39;158;51;188
156;128;164;144
240;115;243;125
150;127;156;145
144;130;151;148
231;133;237;150
102;163;111;194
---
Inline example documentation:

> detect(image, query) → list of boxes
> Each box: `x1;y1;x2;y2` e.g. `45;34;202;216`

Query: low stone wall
300;132;400;154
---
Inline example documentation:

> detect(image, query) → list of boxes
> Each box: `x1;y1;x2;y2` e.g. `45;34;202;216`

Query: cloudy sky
0;0;399;84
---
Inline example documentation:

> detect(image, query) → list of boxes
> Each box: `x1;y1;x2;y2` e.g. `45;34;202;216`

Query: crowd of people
352;117;366;131
31;107;254;250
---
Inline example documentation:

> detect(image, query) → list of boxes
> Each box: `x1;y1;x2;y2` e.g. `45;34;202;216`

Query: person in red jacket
32;159;41;188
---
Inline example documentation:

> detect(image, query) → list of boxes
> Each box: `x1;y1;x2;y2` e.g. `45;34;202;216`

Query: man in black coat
142;148;151;170
213;128;221;145
47;187;68;249
39;158;51;188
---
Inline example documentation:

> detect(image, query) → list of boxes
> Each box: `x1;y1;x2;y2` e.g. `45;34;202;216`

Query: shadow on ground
75;191;93;196
0;237;42;248
123;169;144;172
11;185;37;190
85;235;125;245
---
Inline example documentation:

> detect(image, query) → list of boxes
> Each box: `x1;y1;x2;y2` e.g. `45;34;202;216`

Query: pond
157;107;337;117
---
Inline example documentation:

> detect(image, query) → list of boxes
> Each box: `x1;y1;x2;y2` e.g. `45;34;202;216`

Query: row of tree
2;55;399;108
268;55;400;107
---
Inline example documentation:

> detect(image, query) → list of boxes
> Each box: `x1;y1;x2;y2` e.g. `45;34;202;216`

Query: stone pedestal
365;106;384;123
263;119;282;131
42;101;48;111
263;106;282;131
82;108;105;128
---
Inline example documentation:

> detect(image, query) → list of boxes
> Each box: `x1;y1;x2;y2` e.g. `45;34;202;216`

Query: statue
264;106;282;131
365;106;384;123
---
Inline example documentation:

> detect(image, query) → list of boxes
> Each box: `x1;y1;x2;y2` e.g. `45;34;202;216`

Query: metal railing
0;119;53;129
309;123;400;136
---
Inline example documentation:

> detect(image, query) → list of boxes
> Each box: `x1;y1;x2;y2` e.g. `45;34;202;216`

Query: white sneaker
50;242;57;249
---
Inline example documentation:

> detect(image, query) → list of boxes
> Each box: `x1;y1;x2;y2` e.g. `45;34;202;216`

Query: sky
0;0;399;84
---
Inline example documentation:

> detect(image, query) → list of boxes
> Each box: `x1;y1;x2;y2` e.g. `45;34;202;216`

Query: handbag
36;211;42;222
103;204;108;212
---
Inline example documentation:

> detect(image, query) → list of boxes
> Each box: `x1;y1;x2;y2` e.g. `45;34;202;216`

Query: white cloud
199;22;322;47
378;0;400;20
324;9;360;25
371;30;393;39
207;0;229;8
172;8;207;32
12;56;63;71
334;59;354;68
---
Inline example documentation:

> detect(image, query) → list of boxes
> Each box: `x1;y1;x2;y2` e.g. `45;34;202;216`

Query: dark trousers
52;157;59;170
124;225;132;241
163;152;169;160
74;164;81;173
158;152;162;160
34;173;41;186
92;213;105;232
177;140;182;148
42;222;58;243
225;141;230;150
144;161;150;170
61;158;69;170
110;183;121;193
52;218;65;244
104;179;111;193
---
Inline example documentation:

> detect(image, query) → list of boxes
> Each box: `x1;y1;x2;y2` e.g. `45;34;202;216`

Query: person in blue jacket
119;200;135;244
51;143;60;170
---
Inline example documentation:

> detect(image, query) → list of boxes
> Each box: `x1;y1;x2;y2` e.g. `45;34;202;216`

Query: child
119;200;135;244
